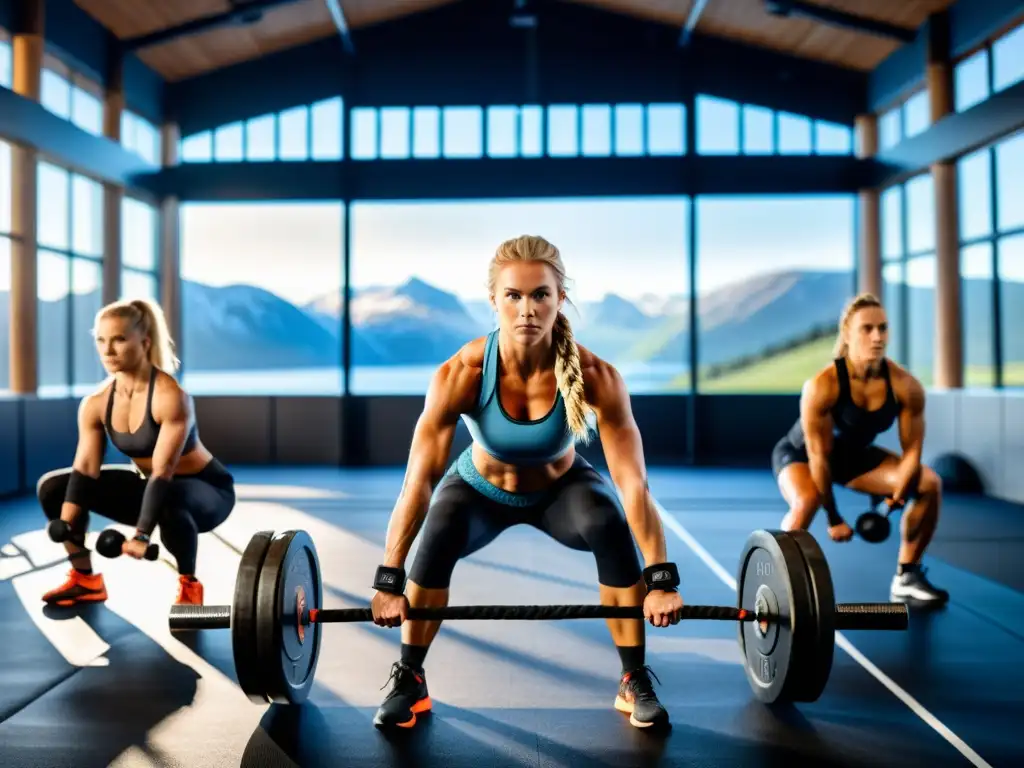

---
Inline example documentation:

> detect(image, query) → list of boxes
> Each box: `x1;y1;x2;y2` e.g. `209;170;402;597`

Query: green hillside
694;335;835;393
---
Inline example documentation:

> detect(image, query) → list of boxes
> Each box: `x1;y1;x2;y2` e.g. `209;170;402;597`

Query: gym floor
0;466;1021;768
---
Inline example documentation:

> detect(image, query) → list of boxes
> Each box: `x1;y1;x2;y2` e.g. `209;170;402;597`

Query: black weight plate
254;530;323;705
736;530;816;704
786;529;837;703
232;530;276;704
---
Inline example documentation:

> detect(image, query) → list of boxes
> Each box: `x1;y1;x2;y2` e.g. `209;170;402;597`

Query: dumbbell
854;496;906;543
48;519;160;560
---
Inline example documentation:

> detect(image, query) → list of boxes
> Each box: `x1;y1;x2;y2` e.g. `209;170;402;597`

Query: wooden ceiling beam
121;0;308;51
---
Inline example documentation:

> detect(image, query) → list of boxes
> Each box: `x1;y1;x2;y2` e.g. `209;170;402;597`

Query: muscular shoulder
885;359;925;410
427;337;486;416
578;344;627;410
152;370;193;422
801;362;840;409
78;382;112;427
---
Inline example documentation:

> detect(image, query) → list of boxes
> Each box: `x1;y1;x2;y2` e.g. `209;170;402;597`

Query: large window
956;130;1024;387
39;55;104;137
0;139;9;393
121;197;159;302
36;162;105;397
695;195;855;393
879;174;936;386
349;197;690;395
0;28;11;89
121;111;161;165
179;202;345;395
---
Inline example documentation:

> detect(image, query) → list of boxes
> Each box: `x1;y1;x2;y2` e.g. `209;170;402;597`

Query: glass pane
180;132;213;163
136;117;161;165
998;232;1024;386
214;122;244;161
310;97;343;160
995;131;1024;232
0;139;10;234
777;113;812;154
37;162;70;251
879;108;901;149
958;148;993;241
960;242;996;387
179;202;345;394
519;105;544;157
278;106;309;161
905;253;936;386
37;249;70;396
0;39;11;89
993;24;1024;93
487;106;518;158
0;236;9;391
815;122;852;155
443;107;483;158
412;107;441;159
72;257;104;394
350;108;376;160
350;196;691;394
646;103;684;156
379;107;411;159
696;195;854;393
742;106;773;155
581;104;611;157
245;115;276;161
906;174;936;254
882;261;905;364
696;96;738;154
71;87;103;136
955;49;990;112
613;104;644;156
547;104;578;157
72;174;103;258
881;186;903;259
122;197;158;270
121;270;159;303
41;69;70;118
903;90;931;138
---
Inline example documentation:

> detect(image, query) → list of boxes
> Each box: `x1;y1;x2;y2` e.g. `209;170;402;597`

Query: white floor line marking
654;500;993;768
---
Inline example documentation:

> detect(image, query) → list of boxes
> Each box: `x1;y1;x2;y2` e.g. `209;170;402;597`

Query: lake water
178;362;690;395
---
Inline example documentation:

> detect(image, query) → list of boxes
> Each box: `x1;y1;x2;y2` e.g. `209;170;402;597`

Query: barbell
168;528;908;706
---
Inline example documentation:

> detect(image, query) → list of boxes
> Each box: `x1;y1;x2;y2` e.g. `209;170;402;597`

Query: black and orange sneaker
42;569;108;607
373;661;432;729
175;575;204;606
614;665;669;729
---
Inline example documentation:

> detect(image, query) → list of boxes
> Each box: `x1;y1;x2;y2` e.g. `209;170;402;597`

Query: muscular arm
149;386;193;480
62;395;107;523
800;375;844;527
894;375;926;500
381;358;473;570
588;362;667;568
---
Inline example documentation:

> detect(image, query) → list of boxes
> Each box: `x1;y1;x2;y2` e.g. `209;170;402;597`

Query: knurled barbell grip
835;602;909;630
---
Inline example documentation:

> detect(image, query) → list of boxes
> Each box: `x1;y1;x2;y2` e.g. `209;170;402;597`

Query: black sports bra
104;371;198;459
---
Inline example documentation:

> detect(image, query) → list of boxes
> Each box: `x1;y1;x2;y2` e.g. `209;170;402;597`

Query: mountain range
0;268;1020;386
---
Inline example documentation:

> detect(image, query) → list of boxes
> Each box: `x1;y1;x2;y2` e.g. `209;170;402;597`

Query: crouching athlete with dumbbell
37;299;236;608
771;293;948;608
369;235;684;731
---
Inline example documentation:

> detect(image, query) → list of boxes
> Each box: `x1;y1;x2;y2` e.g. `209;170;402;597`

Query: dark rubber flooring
0;465;1021;767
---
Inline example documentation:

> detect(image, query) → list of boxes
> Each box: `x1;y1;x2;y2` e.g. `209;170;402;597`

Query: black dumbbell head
855;512;891;543
95;529;126;558
47;519;72;543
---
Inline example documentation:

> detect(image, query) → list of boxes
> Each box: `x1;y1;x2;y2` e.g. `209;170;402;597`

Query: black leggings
409;454;643;590
37;460;236;575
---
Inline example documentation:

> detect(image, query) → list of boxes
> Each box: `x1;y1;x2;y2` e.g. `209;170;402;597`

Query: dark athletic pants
409;454;643;590
37;460;235;575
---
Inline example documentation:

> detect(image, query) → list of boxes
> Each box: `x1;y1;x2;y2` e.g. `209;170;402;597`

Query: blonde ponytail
552;311;593;444
833;292;883;358
95;298;180;374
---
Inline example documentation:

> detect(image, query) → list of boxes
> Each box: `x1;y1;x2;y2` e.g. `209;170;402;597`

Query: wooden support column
855;114;882;298
102;46;124;304
159;124;182;355
8;0;44;395
928;11;962;389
